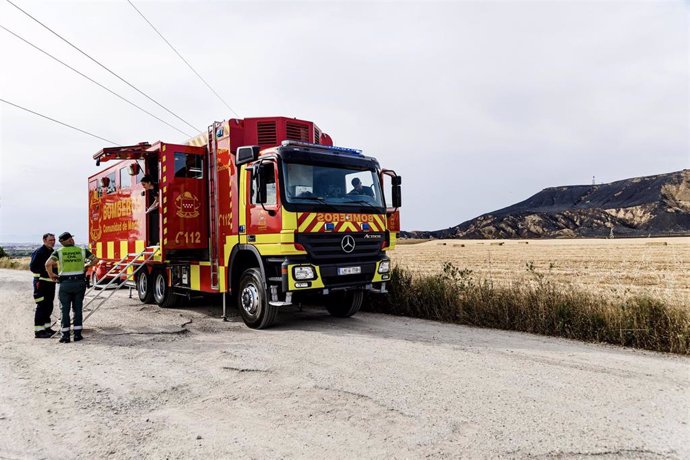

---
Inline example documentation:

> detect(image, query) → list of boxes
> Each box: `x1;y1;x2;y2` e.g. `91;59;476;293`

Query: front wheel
137;270;155;304
153;270;178;308
90;270;102;290
326;290;364;318
238;268;277;329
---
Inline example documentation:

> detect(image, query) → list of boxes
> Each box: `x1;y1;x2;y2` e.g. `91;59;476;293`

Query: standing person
46;232;99;343
30;233;57;338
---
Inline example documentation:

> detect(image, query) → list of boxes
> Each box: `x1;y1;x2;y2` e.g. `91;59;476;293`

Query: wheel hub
241;284;260;316
155;275;165;300
138;274;147;294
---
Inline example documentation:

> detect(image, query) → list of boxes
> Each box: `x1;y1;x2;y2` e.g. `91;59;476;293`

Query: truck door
159;144;209;251
246;159;282;244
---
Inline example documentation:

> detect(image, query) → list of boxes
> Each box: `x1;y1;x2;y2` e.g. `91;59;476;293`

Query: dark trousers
59;280;86;333
33;278;56;330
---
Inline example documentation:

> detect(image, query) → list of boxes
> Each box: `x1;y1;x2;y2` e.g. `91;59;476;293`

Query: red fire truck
88;116;401;328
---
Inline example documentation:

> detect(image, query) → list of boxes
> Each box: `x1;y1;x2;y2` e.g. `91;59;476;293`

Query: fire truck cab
88;116;401;328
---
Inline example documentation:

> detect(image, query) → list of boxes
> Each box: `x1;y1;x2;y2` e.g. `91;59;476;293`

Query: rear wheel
238;268;277;329
137;270;155;304
326;290;364;318
153;270;178;308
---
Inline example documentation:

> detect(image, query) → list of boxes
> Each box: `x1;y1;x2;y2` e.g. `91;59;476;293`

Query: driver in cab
348;177;373;197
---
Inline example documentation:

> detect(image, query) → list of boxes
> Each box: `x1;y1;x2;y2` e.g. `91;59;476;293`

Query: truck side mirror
236;146;260;166
381;170;402;209
392;176;402;208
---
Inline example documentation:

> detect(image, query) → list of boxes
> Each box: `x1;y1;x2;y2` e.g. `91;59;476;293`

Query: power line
5;0;202;134
0;98;121;145
127;0;240;117
0;24;194;137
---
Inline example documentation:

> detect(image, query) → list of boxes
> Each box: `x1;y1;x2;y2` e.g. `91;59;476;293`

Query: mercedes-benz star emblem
341;235;356;253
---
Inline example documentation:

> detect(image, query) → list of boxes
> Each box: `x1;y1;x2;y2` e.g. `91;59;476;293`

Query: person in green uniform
46;232;99;343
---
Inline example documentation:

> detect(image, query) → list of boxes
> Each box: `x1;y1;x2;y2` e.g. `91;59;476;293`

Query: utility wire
127;0;240;117
5;0;202;134
0;24;194;137
0;98;121;145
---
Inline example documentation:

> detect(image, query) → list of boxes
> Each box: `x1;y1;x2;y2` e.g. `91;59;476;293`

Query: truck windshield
282;162;384;210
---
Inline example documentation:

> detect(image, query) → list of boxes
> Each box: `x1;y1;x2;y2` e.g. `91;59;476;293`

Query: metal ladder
52;246;160;329
207;122;221;291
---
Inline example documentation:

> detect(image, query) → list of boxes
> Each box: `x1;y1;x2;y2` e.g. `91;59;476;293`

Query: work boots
59;334;70;343
73;331;83;342
34;330;50;339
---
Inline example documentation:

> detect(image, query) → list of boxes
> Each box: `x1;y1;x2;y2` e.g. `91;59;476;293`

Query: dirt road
1;268;688;459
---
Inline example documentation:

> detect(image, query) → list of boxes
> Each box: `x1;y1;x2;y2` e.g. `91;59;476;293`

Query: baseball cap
58;232;74;242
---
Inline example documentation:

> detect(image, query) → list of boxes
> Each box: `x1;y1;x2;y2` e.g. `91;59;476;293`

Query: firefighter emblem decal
175;191;201;218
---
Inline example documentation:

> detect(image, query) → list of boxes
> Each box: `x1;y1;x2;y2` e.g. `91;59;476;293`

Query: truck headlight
378;260;390;274
294;266;316;280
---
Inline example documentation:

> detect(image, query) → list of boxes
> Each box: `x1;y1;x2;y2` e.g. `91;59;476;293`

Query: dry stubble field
392;237;690;307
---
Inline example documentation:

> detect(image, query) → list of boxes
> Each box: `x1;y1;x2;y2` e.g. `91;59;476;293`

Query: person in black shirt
30;233;57;338
141;175;160;245
348;177;374;197
141;175;160;213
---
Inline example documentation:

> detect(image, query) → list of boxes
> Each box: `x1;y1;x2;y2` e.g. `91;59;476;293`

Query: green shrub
0;257;30;270
365;263;690;355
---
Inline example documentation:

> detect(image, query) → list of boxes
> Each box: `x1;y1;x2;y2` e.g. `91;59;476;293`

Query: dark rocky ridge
403;170;690;239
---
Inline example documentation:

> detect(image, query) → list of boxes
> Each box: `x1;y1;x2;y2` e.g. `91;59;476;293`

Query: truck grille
296;233;383;262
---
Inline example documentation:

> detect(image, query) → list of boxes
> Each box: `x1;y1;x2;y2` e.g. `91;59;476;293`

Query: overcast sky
1;0;688;243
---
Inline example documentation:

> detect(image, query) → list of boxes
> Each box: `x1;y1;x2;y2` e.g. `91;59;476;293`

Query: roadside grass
0;257;30;270
365;262;690;355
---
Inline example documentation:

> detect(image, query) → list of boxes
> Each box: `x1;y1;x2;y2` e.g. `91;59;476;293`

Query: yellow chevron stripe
341;222;357;232
120;240;128;259
107;241;114;259
299;213;317;232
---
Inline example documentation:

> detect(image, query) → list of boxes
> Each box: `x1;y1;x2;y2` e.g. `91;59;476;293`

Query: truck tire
137;270;155;304
90;270;103;290
153;270;178;308
238;268;277;329
326;290;364;318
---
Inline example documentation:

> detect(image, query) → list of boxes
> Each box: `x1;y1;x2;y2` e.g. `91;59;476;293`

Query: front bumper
282;258;391;292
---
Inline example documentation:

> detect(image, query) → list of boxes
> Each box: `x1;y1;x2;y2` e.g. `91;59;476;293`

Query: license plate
338;266;361;276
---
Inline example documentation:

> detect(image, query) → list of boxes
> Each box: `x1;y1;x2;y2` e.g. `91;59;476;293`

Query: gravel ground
1;268;688;459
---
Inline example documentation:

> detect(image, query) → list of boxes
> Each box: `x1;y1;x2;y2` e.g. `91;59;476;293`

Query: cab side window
119;167;131;189
100;172;117;195
174;153;204;179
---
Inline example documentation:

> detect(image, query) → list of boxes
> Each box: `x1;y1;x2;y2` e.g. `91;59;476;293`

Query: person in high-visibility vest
46;232;99;343
29;233;57;338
